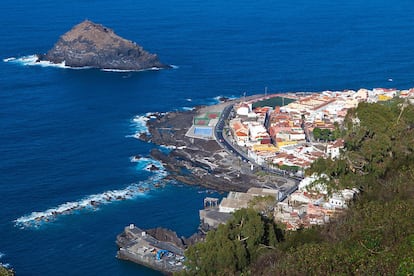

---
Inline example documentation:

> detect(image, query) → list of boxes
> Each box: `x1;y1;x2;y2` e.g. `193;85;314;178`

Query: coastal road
214;103;303;184
214;105;250;163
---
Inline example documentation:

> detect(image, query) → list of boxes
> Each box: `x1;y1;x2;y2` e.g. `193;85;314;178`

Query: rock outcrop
38;20;170;70
146;227;186;248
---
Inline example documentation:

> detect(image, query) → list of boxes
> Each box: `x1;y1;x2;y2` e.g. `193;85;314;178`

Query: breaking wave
3;55;69;68
212;95;238;104
181;106;195;111
14;157;167;229
126;112;166;140
130;156;165;172
129;114;150;139
101;67;162;73
0;252;11;270
3;55;170;72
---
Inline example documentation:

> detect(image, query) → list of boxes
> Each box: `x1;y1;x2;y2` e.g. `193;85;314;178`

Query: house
236;103;250;116
219;192;254;213
289;190;324;206
230;119;249;146
326;139;344;159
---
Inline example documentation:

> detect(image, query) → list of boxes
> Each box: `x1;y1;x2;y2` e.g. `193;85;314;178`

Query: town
197;87;414;230
117;87;414;273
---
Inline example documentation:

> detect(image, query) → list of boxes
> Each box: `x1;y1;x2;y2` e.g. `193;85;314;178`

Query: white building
236;103;250;116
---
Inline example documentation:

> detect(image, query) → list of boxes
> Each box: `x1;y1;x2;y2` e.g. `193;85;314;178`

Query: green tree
313;127;322;141
182;208;283;275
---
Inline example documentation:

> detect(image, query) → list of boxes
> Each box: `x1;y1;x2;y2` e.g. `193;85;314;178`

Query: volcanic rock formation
38;20;170;70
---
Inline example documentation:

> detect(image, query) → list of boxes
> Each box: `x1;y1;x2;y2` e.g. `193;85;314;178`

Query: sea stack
38;20;170;70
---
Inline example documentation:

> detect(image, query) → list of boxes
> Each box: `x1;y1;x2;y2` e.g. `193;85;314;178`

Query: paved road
214;105;250;162
213;102;303;199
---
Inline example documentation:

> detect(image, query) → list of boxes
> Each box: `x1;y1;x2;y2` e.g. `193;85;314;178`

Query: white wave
3;57;16;62
130;156;166;173
160;144;176;150
130;155;142;162
101;68;134;73
182;106;195;111
130;114;150;138
128;112;166;140
3;55;69;68
14;160;167;229
14;182;151;229
4;55;169;72
1;263;11;269
0;252;4;259
170;65;179;69
101;67;162;73
101;67;164;72
186;98;192;102
212;95;238;104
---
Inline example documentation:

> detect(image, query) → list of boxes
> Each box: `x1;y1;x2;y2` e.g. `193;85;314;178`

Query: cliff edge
38;20;170;70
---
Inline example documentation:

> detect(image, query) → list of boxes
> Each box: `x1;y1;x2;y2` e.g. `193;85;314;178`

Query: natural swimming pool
194;127;213;137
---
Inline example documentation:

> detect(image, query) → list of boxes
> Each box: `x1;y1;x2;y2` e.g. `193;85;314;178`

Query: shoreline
117;96;299;272
138;97;298;193
119;88;414;272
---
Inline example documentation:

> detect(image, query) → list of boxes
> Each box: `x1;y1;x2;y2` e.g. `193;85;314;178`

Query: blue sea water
1;0;414;274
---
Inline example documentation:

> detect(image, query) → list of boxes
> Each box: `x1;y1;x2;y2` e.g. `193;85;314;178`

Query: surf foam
101;67;162;73
3;55;69;69
14;158;167;229
4;55;171;72
130;156;166;172
0;252;11;270
212;95;238;104
127;114;150;139
181;106;195;111
127;112;166;140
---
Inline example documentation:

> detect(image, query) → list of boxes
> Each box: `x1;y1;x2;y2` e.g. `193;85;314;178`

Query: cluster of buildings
228;88;414;171
199;187;281;229
199;87;414;230
199;175;359;231
274;174;359;230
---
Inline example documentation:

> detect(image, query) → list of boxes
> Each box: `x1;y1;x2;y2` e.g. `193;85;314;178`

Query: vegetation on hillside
0;266;14;276
179;208;283;275
179;99;414;275
312;123;341;142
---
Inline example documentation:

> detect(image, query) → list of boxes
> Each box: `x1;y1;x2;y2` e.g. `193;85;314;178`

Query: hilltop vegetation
179;99;414;275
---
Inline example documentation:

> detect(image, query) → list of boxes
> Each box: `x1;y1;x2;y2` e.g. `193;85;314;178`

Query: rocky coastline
140;103;291;193
117;98;299;272
37;20;170;71
116;226;204;251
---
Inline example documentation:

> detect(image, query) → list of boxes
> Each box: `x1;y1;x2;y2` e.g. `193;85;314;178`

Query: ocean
1;0;414;274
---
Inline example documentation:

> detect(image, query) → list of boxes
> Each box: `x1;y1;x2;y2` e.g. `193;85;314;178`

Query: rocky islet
37;20;170;70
